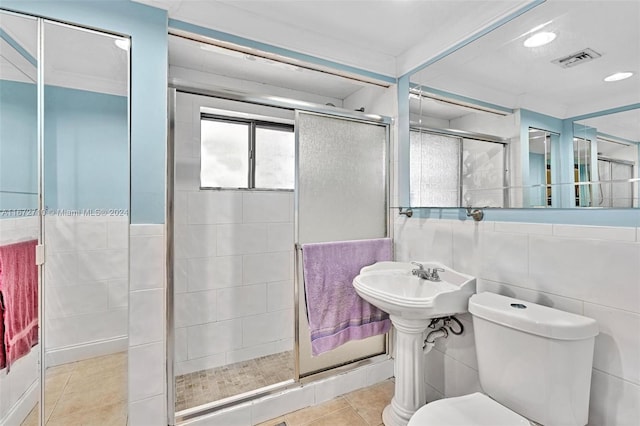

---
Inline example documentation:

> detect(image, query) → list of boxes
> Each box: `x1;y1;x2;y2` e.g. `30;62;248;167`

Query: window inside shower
200;115;295;190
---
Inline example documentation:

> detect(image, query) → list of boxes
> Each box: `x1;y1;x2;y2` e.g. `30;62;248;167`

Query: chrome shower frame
166;80;394;424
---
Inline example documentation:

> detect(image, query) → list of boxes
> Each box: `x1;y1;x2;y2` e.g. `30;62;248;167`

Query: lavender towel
302;238;392;356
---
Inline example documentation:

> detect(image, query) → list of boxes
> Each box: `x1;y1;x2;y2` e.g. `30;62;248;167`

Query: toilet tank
469;292;598;426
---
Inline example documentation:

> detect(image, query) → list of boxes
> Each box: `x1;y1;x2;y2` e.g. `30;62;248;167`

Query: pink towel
302;238;392;355
0;240;38;371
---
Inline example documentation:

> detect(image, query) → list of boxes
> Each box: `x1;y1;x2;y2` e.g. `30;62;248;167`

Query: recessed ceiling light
114;38;130;51
523;31;556;48
604;72;634;82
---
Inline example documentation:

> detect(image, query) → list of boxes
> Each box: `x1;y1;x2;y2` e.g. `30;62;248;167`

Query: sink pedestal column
382;316;429;426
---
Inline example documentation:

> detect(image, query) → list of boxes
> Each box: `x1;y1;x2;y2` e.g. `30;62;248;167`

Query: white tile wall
187;255;243;291
187;319;243;359
394;216;640;425
129;288;164;347
43;216;129;358
588;369;640;426
584;303;640;385
128;224;166;426
175;290;218;327
129;342;165;401
173;92;295;376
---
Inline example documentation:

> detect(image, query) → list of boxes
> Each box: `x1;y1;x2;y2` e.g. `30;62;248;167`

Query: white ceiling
136;0;531;77
411;0;640;120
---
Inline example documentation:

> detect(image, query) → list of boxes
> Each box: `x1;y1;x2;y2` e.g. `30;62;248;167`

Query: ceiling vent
552;48;602;68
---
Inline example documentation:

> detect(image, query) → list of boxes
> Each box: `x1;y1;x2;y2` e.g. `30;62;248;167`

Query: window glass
255;126;295;189
201;119;249;188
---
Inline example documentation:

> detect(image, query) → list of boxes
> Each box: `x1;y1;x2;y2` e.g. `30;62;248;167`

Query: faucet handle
430;268;445;280
410;261;425;270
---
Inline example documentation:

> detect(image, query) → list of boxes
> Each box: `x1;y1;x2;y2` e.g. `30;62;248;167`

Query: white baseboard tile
45;336;128;367
251;385;315;425
0;379;38;426
364;358;395;386
129;394;167;426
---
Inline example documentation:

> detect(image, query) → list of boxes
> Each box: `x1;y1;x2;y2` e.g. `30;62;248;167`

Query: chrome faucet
411;262;444;281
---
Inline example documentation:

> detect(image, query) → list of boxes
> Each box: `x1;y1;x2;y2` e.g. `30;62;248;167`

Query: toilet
408;292;598;426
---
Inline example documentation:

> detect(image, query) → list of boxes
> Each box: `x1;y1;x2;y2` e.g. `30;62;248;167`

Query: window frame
200;113;295;191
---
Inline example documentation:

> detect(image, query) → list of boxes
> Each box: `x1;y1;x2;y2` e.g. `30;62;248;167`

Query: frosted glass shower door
295;111;388;376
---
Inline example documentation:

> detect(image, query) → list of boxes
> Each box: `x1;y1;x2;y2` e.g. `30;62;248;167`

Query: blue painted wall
44;86;128;211
0;80;38;211
2;0;168;224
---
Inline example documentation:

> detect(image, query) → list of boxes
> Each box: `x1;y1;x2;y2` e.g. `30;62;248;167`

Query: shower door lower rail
173;354;391;424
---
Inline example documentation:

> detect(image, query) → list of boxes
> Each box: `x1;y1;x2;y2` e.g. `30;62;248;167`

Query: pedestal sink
353;261;476;426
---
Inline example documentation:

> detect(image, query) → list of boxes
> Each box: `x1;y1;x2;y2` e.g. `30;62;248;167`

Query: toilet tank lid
469;292;598;340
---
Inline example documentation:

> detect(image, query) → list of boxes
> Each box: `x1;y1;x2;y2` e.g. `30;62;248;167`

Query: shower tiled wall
394;216;640;425
173;92;294;376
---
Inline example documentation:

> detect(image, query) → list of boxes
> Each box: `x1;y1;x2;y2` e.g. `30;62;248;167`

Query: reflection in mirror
573;137;593;207
0;10;40;426
41;21;130;425
574;108;639;208
408;0;639;208
462;138;507;207
528;129;553;207
409;92;513;208
410;131;460;207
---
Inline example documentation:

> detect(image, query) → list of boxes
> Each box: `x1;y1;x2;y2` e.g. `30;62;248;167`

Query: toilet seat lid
408;392;531;426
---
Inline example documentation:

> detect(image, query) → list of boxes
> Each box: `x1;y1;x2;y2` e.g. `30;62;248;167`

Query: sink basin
354;261;476;426
354;261;476;320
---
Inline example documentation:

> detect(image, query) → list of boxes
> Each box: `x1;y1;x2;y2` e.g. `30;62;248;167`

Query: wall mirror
408;0;639;208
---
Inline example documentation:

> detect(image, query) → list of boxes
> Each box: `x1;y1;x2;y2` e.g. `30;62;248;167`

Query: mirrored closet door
0;10;40;426
0;10;131;425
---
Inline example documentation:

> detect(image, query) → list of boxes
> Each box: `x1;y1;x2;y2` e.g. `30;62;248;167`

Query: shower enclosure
0;10;130;425
167;84;391;422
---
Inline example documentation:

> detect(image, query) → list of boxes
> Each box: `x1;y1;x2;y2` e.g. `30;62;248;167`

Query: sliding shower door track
174;353;390;424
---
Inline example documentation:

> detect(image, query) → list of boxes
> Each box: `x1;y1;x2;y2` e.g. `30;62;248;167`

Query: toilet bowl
408;393;531;426
407;292;598;426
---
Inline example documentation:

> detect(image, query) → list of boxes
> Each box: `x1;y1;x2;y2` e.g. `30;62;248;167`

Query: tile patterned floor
176;351;295;412
257;379;395;426
21;352;127;426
